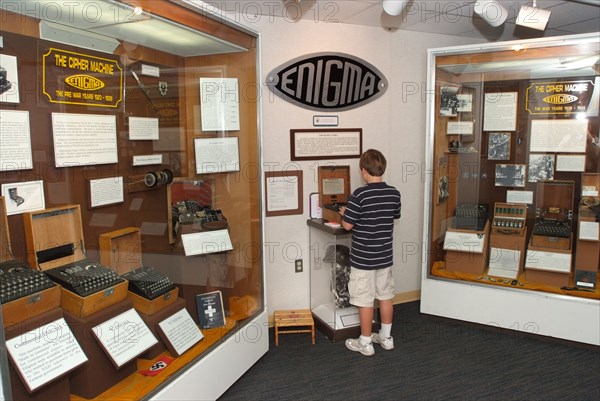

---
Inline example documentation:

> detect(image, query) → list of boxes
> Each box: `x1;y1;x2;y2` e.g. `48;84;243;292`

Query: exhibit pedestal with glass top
307;219;379;342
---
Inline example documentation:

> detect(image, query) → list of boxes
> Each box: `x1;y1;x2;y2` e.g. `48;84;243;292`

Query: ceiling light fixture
382;0;409;16
473;0;508;27
516;0;551;31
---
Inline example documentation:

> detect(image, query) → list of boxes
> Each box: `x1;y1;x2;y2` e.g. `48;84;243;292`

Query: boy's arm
339;206;354;231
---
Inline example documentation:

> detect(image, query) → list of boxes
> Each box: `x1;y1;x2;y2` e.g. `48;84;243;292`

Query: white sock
379;323;392;339
359;335;372;345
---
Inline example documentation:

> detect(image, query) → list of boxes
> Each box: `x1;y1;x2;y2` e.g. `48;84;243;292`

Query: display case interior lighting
473;0;508;28
516;0;552;31
382;0;410;16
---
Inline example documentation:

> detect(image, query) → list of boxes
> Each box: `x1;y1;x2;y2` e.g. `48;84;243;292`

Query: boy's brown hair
359;149;387;177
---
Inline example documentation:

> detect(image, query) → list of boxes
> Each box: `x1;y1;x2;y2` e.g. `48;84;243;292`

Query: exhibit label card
0;110;32;171
129;116;159;140
525;251;571;273
92;308;158;368
200;78;240;131
158;308;204;357
1;180;45;215
529;119;587;153
89;176;123;208
181;229;233;256
483;92;517;131
52;113;118;167
5;318;88;393
443;231;485;254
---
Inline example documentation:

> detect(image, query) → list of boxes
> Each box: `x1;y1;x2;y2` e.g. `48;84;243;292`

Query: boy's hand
338;206;346;216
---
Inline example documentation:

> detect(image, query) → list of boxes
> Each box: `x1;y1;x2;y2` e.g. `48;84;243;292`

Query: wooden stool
274;309;315;346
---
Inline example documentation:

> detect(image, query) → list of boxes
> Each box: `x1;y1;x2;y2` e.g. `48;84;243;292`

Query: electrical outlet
295;259;303;273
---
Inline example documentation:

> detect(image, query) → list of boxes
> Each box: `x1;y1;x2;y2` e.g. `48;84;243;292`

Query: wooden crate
319;166;351;225
99;226;179;314
274;309;315;346
1;196;62;326
22;204;127;318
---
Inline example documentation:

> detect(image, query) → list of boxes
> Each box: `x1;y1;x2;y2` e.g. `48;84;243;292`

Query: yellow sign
42;48;122;108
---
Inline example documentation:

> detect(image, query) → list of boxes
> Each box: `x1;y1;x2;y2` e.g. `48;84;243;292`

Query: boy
339;149;401;356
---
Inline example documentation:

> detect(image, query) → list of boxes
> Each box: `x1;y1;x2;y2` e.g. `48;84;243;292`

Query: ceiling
203;0;600;42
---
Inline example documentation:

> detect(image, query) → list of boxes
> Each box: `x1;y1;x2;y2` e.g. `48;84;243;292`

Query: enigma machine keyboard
0;261;56;304
45;263;124;297
532;219;571;238
121;266;176;300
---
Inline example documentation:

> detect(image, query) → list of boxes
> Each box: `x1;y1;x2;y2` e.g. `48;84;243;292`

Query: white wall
240;16;482;315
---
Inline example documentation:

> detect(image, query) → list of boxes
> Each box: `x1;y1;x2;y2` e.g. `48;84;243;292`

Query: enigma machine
318;165;351;225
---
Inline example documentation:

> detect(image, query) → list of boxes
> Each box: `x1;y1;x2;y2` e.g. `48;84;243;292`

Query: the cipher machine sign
43;48;123;108
266;52;388;112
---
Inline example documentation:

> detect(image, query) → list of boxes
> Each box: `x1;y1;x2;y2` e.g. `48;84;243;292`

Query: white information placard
181;229;233;256
489;248;521;272
556;154;586;172
0;109;32;171
483;92;517;131
129;116;159;140
443;230;485;254
266;176;299;212
525;251;572;273
579;221;599;241
1;180;45;215
5;318;88;393
158;308;204;357
194;137;240;174
506;190;533;204
132;154;163;166
89;177;123;208
530;119;588;153
92;308;158;368
200;78;240;131
52;113;118;167
446;121;473;135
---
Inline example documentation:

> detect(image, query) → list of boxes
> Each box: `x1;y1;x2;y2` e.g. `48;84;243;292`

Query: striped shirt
342;182;401;270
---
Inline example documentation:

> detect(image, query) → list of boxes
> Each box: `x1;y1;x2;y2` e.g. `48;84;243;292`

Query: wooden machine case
99;226;179;315
487;202;528;279
22;204;127;318
318;166;351;224
444;220;491;275
530;180;575;250
1;196;61;327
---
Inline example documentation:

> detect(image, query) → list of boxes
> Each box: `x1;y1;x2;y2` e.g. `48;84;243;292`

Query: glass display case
0;1;265;400
422;33;599;346
308;218;379;342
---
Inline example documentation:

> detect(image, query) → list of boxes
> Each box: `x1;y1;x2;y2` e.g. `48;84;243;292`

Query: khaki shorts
348;267;395;307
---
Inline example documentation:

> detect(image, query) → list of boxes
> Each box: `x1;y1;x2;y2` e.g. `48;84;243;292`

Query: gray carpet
219;301;600;401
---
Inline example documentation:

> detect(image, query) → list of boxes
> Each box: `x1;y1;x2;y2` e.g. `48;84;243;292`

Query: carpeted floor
219;301;600;401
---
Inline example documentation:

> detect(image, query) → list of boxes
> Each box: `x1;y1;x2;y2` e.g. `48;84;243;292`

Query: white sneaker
371;333;394;350
345;338;375;356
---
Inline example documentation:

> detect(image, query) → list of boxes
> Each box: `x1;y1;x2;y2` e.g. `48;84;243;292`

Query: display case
422;33;600;346
0;1;265;399
307;218;379;342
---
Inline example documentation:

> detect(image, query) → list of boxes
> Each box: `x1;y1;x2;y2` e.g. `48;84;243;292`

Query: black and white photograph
456;93;473;113
0;54;19;103
440;86;460;116
488;132;511;160
438;176;449;204
528;154;555;182
495;164;526;187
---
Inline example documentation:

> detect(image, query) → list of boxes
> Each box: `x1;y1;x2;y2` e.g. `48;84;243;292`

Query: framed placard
290;128;362;161
265;170;303;217
194;137;240;174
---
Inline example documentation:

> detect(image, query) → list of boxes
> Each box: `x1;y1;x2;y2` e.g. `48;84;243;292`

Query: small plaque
5;318;88;393
443;230;486;254
157;308;204;357
575;270;597;290
92;308;158;368
196;290;226;329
